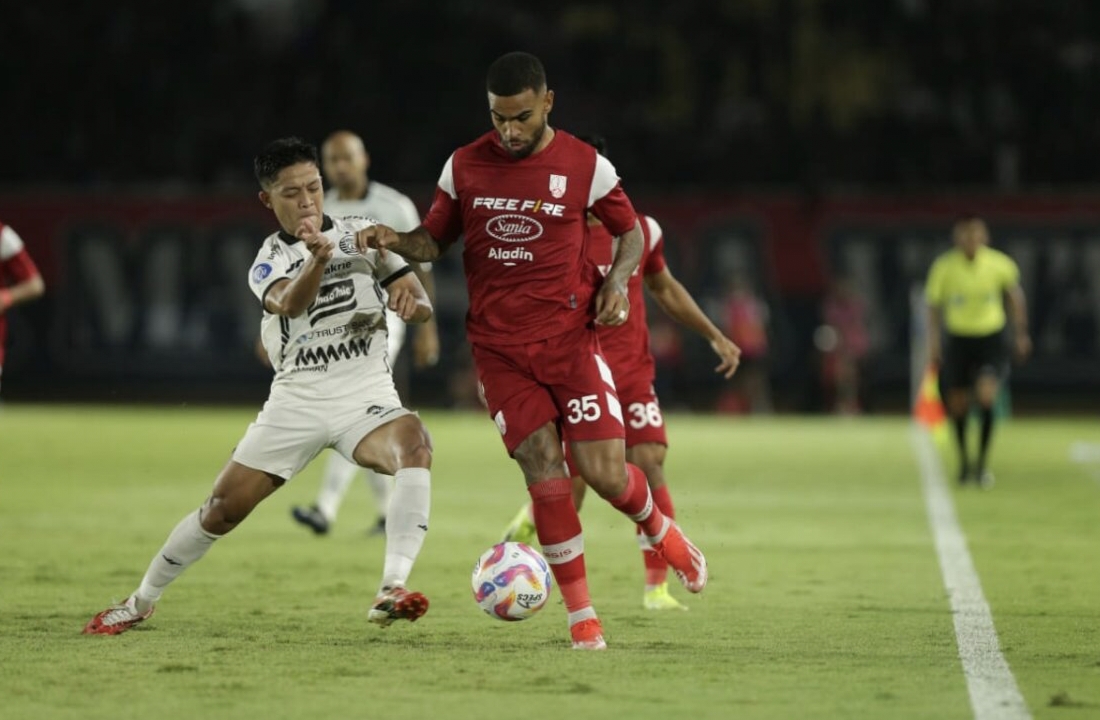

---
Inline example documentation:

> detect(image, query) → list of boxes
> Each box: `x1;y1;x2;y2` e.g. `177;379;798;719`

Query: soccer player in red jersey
358;52;709;649
502;135;741;611
0;221;45;393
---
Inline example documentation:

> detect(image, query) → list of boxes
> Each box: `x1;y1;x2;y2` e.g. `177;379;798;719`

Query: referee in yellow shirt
925;216;1031;488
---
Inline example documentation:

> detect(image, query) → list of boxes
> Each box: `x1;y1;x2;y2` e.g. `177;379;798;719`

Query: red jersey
588;214;666;379
421;130;638;345
0;222;41;365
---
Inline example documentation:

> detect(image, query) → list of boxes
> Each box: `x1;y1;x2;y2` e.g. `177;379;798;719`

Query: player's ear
544;89;554;115
258;190;272;209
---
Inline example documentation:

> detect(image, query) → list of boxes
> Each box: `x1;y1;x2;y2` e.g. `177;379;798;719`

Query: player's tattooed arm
595;220;643;326
357;224;453;262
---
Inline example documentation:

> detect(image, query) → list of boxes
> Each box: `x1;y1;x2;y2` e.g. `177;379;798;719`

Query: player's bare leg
84;463;282;635
513;422;603;649
627;442;686;610
946;387;972;484
572;438;708;595
974;373;1000;488
352;414;432;626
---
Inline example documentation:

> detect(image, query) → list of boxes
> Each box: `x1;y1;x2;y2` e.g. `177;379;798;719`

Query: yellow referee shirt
925;246;1020;336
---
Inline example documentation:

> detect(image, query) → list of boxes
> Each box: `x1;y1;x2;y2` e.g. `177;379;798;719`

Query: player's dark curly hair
486;51;547;96
254;137;319;188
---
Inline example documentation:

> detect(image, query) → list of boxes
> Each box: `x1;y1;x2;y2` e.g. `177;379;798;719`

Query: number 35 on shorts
565;394;602;424
627;401;663;430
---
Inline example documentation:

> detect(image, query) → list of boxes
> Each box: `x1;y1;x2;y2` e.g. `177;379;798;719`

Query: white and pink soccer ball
471;542;553;621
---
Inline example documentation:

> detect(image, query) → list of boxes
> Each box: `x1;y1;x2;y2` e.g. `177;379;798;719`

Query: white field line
910;425;1032;720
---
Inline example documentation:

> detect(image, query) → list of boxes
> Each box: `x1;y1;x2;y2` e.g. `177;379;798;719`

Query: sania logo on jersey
485;214;544;243
549;174;568;198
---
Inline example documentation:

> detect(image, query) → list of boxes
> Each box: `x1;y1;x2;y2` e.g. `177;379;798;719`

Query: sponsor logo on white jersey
486;214;544;243
549;174;567;198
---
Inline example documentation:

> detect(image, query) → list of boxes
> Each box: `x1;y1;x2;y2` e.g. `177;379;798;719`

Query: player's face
259;162;325;234
953;220;989;259
322;138;368;191
488;88;554;159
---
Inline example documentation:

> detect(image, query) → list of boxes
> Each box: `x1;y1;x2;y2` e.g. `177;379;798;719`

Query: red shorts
472;328;624;455
562;370;667;476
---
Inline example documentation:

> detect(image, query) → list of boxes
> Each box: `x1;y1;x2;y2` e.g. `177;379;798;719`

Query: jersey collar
278;215;334;245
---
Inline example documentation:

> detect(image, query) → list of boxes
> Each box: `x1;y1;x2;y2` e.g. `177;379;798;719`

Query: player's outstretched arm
0;273;44;316
1006;284;1031;362
385;272;433;324
595;220;643;326
644;266;741;378
264;219;332;317
357;224;451;263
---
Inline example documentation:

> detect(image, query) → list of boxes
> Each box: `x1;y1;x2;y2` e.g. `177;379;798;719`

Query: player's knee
513;425;566;482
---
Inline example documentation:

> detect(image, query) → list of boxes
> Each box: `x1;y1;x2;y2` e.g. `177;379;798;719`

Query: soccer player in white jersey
291;130;440;538
84;138;435;635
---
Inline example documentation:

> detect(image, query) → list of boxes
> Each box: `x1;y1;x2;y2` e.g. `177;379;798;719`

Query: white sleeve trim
643;216;663;251
438;153;457;199
587;154;620;207
0;225;25;260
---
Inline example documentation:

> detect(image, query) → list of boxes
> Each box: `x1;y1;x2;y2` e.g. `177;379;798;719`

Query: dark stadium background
2;1;1097;411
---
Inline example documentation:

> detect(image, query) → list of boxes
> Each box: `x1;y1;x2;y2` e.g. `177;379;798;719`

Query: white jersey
247;215;411;398
324;181;420;232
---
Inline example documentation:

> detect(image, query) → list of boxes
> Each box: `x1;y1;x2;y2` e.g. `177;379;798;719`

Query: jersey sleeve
247;239;294;305
999;252;1020;290
587;155;637;237
421;153;465;244
641;215;667;276
0;225;40;282
375;247;412;288
924;256;945;306
393;194;421;233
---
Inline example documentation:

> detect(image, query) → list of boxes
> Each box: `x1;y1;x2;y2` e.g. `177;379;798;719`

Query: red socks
639;484;676;586
609;463;669;539
529;478;591;615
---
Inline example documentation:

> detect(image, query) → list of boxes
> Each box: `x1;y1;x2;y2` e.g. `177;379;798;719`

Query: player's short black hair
254;137;319;188
486;51;547;96
578;134;608;158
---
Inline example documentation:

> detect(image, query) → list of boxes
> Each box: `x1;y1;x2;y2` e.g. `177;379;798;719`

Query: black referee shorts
941;331;1009;390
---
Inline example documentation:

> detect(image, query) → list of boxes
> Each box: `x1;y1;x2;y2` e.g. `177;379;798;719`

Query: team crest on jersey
252;263;272;284
549;174;567;198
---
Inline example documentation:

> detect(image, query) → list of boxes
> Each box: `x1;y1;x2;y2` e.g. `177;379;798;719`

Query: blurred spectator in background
718;273;771;413
0;221;45;394
819;276;870;414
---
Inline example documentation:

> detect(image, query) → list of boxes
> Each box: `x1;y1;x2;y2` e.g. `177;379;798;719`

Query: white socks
316;453;394;522
135;509;220;605
380;468;431;590
316;453;360;522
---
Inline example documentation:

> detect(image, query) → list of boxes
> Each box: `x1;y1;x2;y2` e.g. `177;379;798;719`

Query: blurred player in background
925;216;1030;488
500;135;741;612
85;138;435;634
291;130;440;538
0;220;45;394
358;52;709;650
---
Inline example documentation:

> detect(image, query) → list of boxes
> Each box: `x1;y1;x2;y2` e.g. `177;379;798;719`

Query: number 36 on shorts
627;401;663;430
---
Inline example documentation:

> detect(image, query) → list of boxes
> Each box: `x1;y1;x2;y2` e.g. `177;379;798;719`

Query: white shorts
232;380;413;481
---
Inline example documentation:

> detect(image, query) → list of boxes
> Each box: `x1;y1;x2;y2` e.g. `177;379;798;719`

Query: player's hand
356;224;400;258
298;218;333;263
1014;333;1032;363
387;284;421;322
412;324;441;368
711;335;742;379
595;279;629;326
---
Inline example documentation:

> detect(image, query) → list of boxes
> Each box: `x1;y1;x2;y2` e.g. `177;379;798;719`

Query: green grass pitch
1;405;1098;719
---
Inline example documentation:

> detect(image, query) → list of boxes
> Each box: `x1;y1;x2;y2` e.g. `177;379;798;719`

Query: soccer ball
471;542;553;621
